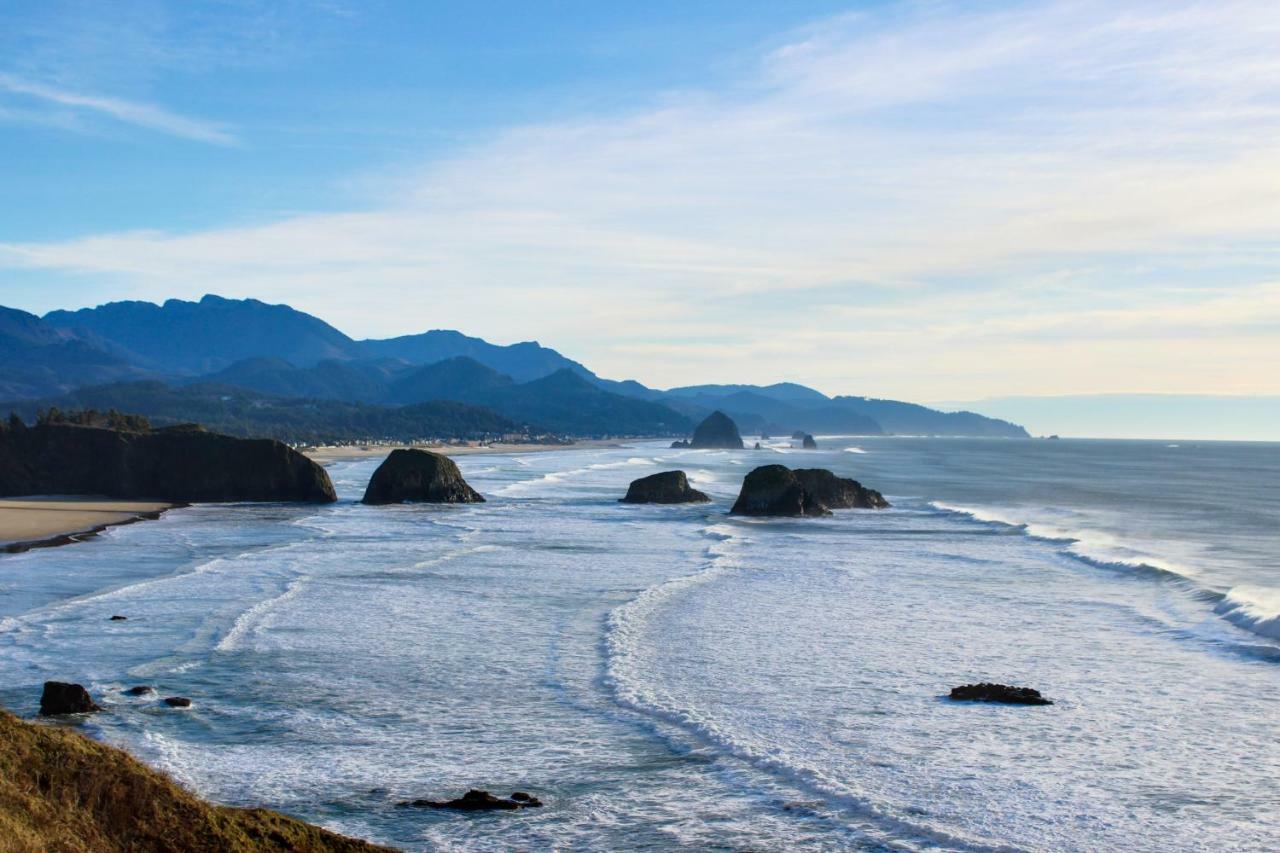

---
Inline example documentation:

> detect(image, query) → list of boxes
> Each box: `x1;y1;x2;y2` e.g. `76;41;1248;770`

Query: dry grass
0;710;394;852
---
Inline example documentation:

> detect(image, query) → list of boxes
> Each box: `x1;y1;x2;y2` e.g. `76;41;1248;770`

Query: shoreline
0;498;179;555
303;437;632;464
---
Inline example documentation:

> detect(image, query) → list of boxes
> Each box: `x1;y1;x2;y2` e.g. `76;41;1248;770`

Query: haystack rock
620;471;710;504
730;465;890;517
39;681;101;716
361;449;485;505
689;411;744;449
801;434;818;449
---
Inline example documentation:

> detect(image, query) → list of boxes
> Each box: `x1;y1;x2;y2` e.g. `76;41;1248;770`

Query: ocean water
1;436;1277;851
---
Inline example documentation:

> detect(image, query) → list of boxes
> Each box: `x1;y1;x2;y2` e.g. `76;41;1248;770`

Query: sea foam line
601;524;1011;852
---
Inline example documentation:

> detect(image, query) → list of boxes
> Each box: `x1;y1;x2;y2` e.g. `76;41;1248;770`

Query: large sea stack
361;449;485;505
689;411;744;449
0;420;336;503
620;470;710;504
730;465;889;517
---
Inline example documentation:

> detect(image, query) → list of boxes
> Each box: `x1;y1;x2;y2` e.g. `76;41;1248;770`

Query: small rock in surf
948;683;1053;705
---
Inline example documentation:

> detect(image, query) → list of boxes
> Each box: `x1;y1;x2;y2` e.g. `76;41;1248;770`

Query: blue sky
1;0;1278;400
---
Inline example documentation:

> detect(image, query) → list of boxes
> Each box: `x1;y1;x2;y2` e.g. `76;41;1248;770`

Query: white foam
1216;586;1280;641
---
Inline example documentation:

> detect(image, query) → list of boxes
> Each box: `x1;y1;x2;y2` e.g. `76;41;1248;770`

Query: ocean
1;436;1277;851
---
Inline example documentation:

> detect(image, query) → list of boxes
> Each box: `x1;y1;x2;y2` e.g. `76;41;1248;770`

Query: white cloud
0;73;236;144
2;0;1279;397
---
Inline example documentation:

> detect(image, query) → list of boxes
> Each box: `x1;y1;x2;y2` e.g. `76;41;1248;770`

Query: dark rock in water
801;434;818;449
730;465;830;517
689;411;744;449
669;439;690;449
948;683;1053;705
731;465;890;517
109;614;127;621
620;470;710;504
403;789;539;811
124;686;154;696
39;681;101;715
792;469;889;509
361;449;485;505
0;421;336;503
753;442;761;450
163;696;192;708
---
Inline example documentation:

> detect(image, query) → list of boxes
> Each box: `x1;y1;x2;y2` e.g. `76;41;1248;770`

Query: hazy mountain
0;306;154;399
830;397;1028;438
45;295;363;374
200;357;406;403
385;357;515;405
3;381;529;445
361;329;595;383
665;382;830;405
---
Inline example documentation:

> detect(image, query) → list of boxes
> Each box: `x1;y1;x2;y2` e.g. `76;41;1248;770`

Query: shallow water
1;437;1277;851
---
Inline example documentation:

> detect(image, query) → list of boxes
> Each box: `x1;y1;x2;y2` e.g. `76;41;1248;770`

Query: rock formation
619;471;710;504
792;469;889;509
402;790;543;811
948;683;1053;705
0;420;336;503
163;697;192;708
669;439;690;448
730;465;889;517
801;434;818;449
361;449;485;505
39;682;101;716
124;686;154;696
689;411;744;449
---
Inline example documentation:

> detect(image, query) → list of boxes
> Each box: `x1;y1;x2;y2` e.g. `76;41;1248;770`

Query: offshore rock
39;682;101;716
620;471;710;504
402;790;542;811
731;465;890;517
801;434;818;449
948;683;1053;705
361;449;485;505
689;411;744;449
792;469;889;509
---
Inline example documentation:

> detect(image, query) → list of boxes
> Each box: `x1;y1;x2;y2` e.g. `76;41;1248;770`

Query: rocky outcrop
801;434;818;449
361;449;484;505
401;790;543;811
620;471;710;504
0;421;336;503
669;440;690;448
792;469;889;509
39;682;101;716
730;465;889;517
163;697;192;708
124;686;154;696
689;411;744;449
948;683;1053;705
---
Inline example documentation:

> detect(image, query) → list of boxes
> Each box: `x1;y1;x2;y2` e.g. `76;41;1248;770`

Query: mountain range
1;295;1028;440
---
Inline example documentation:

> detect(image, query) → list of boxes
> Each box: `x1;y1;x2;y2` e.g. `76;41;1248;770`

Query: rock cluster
361;449;485;505
689;411;744;449
401;790;543;811
0;421;336;503
948;683;1053;705
39;682;101;716
620;471;710;504
730;465;889;517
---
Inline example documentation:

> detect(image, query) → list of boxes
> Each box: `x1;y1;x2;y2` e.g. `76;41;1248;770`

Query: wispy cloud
2;0;1278;397
0;72;236;145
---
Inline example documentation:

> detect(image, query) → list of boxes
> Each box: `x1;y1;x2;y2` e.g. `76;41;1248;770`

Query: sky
1;0;1278;402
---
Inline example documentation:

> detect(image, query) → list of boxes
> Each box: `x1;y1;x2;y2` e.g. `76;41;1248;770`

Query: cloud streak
2;0;1278;397
0;72;236;144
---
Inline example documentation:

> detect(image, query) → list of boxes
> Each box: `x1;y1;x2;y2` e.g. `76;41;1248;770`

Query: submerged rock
669;440;690;449
792;469;889;509
948;683;1053;705
730;465;890;517
163;696;192;708
689;411;744;449
361;449;485;505
620;470;710;504
124;686;154;696
109;615;127;621
801;434;818;449
402;789;542;811
39;681;101;716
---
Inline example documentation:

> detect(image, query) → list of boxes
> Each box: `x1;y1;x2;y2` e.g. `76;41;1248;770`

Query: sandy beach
0;497;175;552
303;438;627;464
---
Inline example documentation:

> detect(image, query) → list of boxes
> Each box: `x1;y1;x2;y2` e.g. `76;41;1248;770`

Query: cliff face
0;422;336;503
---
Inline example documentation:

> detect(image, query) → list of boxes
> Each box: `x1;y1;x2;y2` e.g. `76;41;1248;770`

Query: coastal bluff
361;448;485;504
0;420;336;503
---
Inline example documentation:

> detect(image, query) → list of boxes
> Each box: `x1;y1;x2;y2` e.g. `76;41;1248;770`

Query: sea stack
620;471;710;504
361;449;485;505
730;465;889;517
801;434;818;449
39;682;101;716
689;411;744;449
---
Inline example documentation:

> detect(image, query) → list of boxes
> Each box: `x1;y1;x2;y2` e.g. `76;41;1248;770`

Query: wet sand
0;497;175;553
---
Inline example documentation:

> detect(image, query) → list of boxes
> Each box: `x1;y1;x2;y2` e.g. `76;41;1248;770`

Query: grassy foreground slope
0;710;391;853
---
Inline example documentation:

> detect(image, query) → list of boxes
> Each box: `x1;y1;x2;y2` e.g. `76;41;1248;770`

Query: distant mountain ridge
0;294;1028;438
